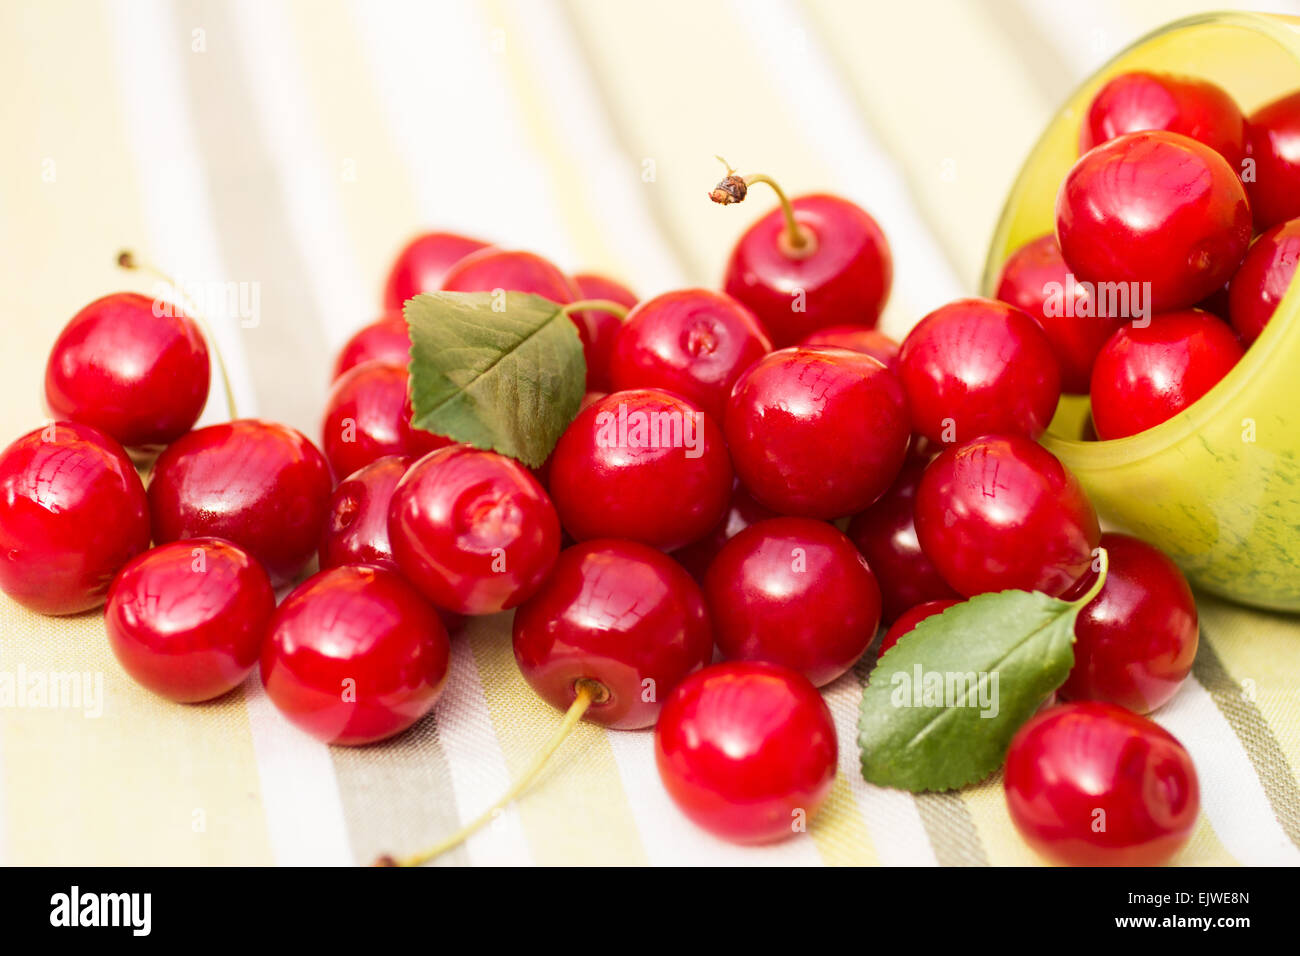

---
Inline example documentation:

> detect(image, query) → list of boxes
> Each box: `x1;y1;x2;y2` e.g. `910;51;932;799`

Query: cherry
548;389;732;550
1080;71;1246;167
383;231;490;312
847;454;959;624
105;538;275;702
712;164;891;346
572;273;637;392
1227;218;1300;346
670;481;778;582
654;661;837;844
512;539;712;729
1057;131;1252;313
44;292;210;448
261;564;450;745
994;234;1124;394
572;273;638;310
319;454;412;572
704;517;880;687
1089;309;1244;440
332;314;410;380
148;419;333;586
898;297;1061;443
799;325;899;370
1245;89;1300;230
915;434;1100;597
726;347;911;519
878;599;961;655
1004;701;1199;866
389;444;560;615
1059;533;1197;714
0;422;150;615
609;288;772;420
320;359;451;480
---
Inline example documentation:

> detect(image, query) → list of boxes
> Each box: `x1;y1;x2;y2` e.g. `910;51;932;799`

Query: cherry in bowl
799;325;899;370
1227;218;1300;347
1245;89;1300;231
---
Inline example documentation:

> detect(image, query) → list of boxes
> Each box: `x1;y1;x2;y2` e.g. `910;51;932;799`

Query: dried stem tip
709;174;748;205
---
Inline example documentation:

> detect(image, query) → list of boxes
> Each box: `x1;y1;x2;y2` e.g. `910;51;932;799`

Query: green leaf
405;291;587;468
858;552;1108;792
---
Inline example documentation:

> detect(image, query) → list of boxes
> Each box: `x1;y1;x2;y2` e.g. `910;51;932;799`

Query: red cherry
572;273;637;393
704;517;880;687
1228;218;1300;346
319;454;412;572
724;193;891;347
994;234;1124;394
1060;533;1197;714
847;455;959;624
261;565;450;745
654;661;837;844
1057;130;1252;313
383;231;490;312
105;538;274;702
572;273;638;310
320;360;450;479
332;315;410;380
548;389;732;550
670;482;778;582
1245;89;1300;231
148;419;333;586
1004;702;1199;865
1080;71;1246;167
1089;309;1243;440
389;444;560;615
512;540;712;729
898;297;1061;443
915;434;1100;597
609;289;772;420
878;599;961;655
44;292;210;448
0;422;150;615
726;346;909;519
798;324;899;370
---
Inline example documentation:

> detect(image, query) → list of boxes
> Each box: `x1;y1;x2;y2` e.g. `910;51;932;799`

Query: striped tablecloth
2;0;1299;866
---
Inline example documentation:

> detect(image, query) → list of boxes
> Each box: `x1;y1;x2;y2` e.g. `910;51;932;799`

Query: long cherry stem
710;157;813;254
376;680;602;867
561;299;630;321
117;250;240;421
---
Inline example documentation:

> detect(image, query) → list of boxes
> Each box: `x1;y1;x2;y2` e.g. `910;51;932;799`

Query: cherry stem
377;679;602;867
710;157;813;254
1072;547;1110;608
117;250;240;422
561;299;630;321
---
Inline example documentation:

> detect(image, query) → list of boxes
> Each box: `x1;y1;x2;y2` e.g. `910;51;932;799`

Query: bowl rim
980;9;1300;472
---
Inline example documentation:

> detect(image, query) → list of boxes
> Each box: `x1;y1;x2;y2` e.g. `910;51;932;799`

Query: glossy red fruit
878;599;961;655
44;292;210;448
847;455;959;624
1228;219;1300;346
1057;130;1252;313
383;231;490;312
915;434;1100;597
512;540;712;729
994;234;1125;394
799;325;899;370
609;289;772;420
1004;702;1199;866
1245;90;1300;230
105;538;274;702
320;360;450;479
548;389;732;550
724;194;892;346
573;273;638;310
389;445;560;615
1080;71;1246;167
725;347;909;519
261;565;450;745
149;420;333;586
705;518;880;687
332;314;410;380
655;661;837;844
899;297;1061;443
1089;310;1244;440
1060;533;1197;714
573;273;637;393
671;482;778;582
0;422;150;615
319;455;411;572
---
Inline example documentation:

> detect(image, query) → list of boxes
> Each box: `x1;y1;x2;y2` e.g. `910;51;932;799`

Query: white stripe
108;0;352;866
1154;678;1300;866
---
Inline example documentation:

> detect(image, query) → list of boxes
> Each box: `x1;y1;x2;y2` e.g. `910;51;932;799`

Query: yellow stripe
811;773;879;865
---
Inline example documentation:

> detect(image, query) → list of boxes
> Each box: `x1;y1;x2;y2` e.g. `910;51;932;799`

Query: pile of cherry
1;71;1297;868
